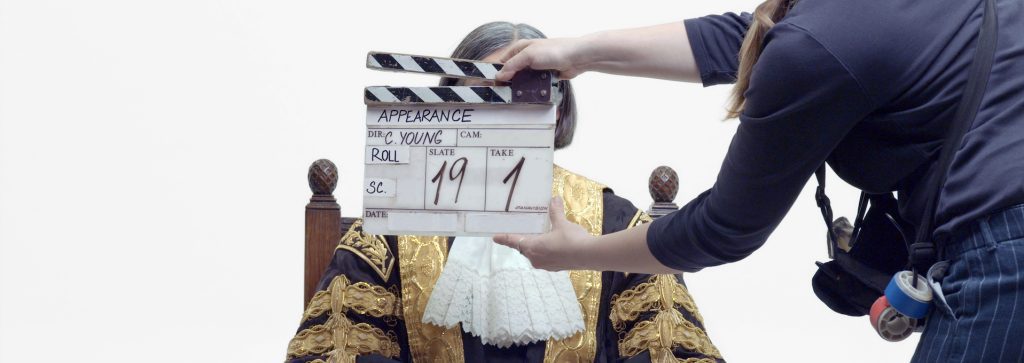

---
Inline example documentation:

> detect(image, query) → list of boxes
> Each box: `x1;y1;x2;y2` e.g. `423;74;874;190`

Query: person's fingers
493;233;527;248
549;197;568;227
498;39;532;63
496;51;532;82
496;40;537;82
558;68;581;80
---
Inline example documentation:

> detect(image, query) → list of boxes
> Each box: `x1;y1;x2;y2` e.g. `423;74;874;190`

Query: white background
0;0;920;362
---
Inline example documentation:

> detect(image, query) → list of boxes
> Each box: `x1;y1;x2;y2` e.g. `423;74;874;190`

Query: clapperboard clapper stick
365;51;559;105
362;51;559;237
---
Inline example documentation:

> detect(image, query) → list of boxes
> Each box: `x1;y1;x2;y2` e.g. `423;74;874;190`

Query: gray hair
441;22;577;149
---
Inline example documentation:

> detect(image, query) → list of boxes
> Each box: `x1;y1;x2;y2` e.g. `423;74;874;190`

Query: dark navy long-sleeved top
648;0;1024;272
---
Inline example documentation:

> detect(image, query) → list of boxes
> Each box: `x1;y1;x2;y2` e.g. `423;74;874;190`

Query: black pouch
811;192;911;316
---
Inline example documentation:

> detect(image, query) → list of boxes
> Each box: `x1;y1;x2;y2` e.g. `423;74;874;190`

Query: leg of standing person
912;206;1024;362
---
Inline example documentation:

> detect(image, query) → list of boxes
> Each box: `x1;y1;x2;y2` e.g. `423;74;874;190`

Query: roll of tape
884;270;933;319
869;296;916;342
869;296;889;330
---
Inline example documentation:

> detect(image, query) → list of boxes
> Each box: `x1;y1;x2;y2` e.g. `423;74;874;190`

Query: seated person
285;21;723;363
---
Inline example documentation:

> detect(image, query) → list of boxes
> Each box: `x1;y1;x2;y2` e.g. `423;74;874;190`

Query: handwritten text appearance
375;108;474;123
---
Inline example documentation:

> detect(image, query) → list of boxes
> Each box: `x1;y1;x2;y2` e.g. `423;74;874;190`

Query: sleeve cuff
646;209;703;273
684;18;716;88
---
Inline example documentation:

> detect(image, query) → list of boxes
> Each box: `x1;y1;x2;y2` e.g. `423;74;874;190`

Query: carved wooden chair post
647;165;680;219
303;159;342;307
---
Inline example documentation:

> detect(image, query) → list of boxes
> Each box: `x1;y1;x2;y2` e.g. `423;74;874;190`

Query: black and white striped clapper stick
365;51;557;105
365;86;514;104
367;51;503;81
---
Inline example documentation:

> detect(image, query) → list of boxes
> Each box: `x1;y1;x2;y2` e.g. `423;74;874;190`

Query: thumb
493;233;526;248
549;197;568;227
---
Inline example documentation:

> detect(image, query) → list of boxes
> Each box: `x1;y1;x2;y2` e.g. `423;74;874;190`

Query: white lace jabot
422;236;584;347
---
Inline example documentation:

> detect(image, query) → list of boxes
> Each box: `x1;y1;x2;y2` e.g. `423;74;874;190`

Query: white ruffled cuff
422;236;584;347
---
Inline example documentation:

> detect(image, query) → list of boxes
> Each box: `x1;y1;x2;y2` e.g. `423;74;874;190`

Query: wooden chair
301;159;682;306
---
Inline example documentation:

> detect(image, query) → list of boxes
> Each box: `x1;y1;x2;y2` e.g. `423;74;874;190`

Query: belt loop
1013;206;1024;240
978;216;998;251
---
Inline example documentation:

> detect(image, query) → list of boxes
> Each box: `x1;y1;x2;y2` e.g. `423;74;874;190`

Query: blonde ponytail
727;0;795;119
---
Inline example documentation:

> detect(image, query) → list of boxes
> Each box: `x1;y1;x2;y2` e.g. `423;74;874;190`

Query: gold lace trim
610;275;705;331
302;275;401;323
338;219;395;281
544;165;605;363
628;209;654;228
619;309;722;360
288;274;402;362
286;314;400;360
397;235;465;363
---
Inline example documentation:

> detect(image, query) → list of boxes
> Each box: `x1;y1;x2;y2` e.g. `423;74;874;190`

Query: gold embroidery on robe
302;275;401;324
609;275;706;331
544;165;605;363
338;219;395;281
677;358;717;363
288;275;402;362
286;314;400;361
618;309;721;360
628;210;654;229
397;235;466;363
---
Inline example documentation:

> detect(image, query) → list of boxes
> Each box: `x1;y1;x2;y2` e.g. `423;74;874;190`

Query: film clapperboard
362;52;561;236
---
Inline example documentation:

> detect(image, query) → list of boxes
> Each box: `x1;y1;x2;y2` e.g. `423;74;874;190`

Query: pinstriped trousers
912;205;1024;363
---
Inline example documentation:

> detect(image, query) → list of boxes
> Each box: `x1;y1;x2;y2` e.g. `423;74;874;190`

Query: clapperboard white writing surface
361;52;559;236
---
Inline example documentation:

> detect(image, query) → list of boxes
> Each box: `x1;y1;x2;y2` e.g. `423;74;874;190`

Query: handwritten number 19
502;156;525;212
431;157;468;205
430;155;525;211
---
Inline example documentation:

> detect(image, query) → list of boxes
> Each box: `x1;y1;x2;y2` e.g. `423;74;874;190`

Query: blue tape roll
885;271;932;319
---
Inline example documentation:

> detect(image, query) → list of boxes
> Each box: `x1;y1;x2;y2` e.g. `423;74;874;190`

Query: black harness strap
815;165;837;246
911;0;999;273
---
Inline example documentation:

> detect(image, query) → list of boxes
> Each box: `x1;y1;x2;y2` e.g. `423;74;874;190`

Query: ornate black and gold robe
286;166;724;363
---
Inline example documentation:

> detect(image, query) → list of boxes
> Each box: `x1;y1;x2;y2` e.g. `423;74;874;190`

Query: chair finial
647;166;680;219
308;159;338;195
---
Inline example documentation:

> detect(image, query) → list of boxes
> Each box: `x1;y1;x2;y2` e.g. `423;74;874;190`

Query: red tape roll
869;296;916;342
870;296;889;331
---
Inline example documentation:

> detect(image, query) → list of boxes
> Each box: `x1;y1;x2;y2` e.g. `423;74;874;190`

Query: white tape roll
874;304;917;342
895;270;933;302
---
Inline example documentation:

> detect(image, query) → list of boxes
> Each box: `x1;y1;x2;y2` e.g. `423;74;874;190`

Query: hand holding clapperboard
361;52;561;236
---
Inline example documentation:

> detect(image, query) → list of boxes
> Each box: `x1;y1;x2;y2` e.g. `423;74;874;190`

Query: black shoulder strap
815;165;836;245
910;0;999;271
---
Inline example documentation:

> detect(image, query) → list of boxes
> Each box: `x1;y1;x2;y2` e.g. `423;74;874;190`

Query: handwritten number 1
430;160;448;205
502;156;525;212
